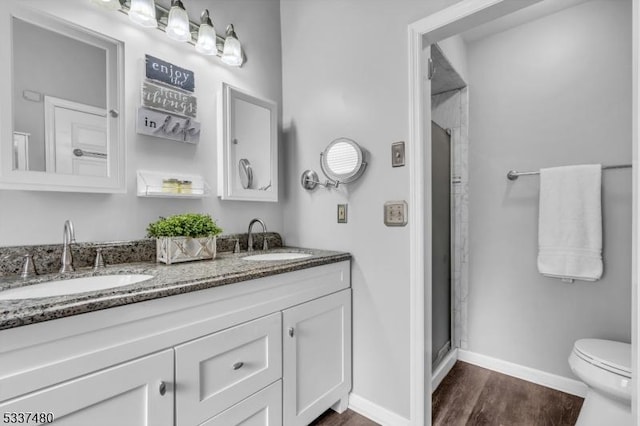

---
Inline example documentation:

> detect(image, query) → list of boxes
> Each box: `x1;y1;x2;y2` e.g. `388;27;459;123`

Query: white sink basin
242;252;312;261
0;274;154;300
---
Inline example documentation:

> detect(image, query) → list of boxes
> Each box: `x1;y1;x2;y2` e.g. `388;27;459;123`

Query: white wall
280;0;461;419
0;0;283;246
467;0;632;378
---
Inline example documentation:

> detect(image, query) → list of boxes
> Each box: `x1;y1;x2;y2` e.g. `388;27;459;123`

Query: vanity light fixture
195;9;217;55
165;0;191;42
128;0;158;28
93;0;122;11
221;24;243;66
95;0;244;66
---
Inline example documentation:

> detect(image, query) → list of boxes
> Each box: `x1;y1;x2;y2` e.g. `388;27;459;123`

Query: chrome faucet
60;220;76;273
247;218;268;253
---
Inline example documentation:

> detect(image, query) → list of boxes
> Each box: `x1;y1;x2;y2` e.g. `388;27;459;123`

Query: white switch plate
384;201;408;226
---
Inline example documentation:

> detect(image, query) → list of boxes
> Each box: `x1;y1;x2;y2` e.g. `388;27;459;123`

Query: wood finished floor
433;361;583;426
310;409;379;426
312;361;584;426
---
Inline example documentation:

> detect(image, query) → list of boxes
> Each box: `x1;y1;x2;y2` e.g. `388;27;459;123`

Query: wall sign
145;54;195;92
136;107;200;144
142;81;197;118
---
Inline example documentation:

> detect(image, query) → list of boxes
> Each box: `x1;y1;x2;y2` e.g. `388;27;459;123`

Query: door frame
406;0;639;424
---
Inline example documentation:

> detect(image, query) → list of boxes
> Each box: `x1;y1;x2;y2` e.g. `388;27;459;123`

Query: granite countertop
0;247;351;330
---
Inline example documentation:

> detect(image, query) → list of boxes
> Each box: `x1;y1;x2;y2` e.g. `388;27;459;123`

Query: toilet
568;338;632;426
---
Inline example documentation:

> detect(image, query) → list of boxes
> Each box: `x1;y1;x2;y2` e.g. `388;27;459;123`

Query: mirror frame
217;83;278;202
0;3;125;193
320;137;366;184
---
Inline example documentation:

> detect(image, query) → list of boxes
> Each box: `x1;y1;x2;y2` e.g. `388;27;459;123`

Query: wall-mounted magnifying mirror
301;137;367;190
0;3;125;192
218;83;278;202
238;158;253;189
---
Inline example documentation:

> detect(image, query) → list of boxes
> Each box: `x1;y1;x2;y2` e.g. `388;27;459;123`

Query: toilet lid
574;339;631;378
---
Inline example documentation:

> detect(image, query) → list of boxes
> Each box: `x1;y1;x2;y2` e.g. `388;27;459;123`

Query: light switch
391;141;405;167
337;204;347;223
384;201;408;226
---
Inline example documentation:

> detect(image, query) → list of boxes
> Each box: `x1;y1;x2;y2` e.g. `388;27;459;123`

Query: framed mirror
217;83;278;202
0;3;124;192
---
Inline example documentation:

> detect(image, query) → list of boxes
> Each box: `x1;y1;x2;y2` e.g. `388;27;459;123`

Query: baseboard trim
432;348;458;392
457;349;588;398
348;393;411;426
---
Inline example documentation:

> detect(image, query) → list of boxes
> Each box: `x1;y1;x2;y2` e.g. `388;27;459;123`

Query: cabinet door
0;349;173;426
175;313;282;425
283;289;352;426
200;380;282;426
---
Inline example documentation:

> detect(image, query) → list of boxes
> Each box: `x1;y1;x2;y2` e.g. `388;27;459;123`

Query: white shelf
137;170;211;198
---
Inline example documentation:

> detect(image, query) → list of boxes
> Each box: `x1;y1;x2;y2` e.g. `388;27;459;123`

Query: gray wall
0;0;284;246
280;0;461;419
467;0;632;378
13;18;107;171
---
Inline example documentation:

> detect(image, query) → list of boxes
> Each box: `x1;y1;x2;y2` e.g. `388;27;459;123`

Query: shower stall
430;43;469;374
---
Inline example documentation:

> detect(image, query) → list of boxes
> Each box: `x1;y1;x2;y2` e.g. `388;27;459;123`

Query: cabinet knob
159;381;167;396
288;327;295;337
232;362;244;370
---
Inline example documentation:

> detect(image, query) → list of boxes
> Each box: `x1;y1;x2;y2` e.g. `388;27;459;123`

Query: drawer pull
159;381;167;396
288;327;295;337
232;362;244;370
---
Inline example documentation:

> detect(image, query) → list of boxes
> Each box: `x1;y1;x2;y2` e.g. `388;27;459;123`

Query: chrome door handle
288;327;295;337
159;381;167;396
232;362;244;370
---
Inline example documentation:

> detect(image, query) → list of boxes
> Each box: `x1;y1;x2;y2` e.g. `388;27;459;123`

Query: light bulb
129;0;157;28
221;24;243;66
195;9;217;55
93;0;121;11
166;0;191;42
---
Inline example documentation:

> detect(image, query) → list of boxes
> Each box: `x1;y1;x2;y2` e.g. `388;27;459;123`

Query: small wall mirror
218;83;278;202
0;4;124;192
301;138;367;190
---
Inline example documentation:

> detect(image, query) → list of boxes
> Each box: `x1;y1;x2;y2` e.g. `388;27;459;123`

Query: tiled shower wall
432;87;469;350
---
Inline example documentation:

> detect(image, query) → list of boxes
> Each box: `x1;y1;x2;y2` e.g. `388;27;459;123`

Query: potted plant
147;213;223;264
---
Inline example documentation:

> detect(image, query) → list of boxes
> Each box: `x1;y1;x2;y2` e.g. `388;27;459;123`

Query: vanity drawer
175;313;282;425
199;380;282;426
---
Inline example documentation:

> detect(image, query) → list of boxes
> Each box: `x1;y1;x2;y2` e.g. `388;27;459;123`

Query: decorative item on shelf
137;170;210;198
147;213;223;264
301;137;368;190
93;0;244;66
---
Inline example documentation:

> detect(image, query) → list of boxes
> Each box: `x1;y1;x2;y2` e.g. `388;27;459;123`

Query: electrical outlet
337;204;347;223
384;201;408;226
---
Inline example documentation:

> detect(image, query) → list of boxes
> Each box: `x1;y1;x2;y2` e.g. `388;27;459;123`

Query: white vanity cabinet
175;313;282;425
201;380;282;426
0;260;351;426
283;290;352;426
0;349;173;426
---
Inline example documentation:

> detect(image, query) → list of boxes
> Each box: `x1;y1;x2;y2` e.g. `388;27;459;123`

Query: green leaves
146;213;223;238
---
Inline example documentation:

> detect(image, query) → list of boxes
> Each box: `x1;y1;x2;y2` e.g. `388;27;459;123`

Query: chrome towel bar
507;164;631;181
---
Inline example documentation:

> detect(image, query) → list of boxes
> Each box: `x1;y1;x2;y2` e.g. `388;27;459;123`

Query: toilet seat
573;339;631;378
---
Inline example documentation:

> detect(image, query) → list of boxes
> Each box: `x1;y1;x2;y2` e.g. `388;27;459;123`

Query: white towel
537;164;603;281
